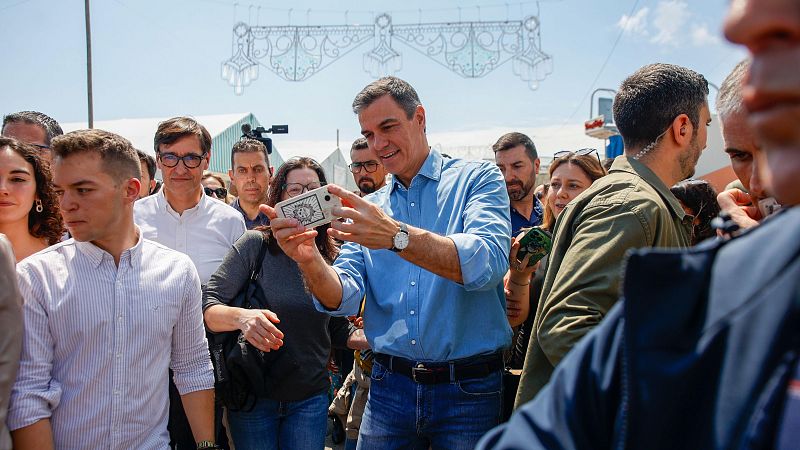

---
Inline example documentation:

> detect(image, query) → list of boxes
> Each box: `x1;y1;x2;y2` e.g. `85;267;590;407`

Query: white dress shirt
8;234;214;450
134;189;246;284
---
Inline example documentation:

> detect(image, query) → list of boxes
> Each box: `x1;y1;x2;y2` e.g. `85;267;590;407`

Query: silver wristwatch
390;222;409;253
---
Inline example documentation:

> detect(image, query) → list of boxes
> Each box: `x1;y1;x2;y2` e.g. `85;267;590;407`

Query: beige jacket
0;235;22;450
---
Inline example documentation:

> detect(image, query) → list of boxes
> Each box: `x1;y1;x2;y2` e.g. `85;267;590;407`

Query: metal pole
85;0;94;128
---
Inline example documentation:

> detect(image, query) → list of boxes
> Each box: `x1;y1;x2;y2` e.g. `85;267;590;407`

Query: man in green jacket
515;63;710;407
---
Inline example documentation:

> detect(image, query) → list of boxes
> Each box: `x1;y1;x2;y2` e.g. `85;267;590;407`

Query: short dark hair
0;137;64;244
492;132;538;161
230;138;269;168
351;137;368;152
52;129;141;183
154;116;212;155
352;77;422;119
2;111;63;145
613;63;709;151
136;149;156;180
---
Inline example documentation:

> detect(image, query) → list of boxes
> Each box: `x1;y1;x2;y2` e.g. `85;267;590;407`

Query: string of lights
220;9;553;94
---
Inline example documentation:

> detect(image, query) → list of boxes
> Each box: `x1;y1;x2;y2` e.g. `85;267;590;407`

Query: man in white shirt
134;116;244;449
135;116;246;284
9;129;216;450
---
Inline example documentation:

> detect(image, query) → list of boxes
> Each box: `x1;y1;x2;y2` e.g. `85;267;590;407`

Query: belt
373;353;503;385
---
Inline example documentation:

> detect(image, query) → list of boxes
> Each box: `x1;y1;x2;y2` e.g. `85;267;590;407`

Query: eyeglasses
348;161;380;174
158;152;206;168
283;182;324;198
204;186;227;198
553;148;602;166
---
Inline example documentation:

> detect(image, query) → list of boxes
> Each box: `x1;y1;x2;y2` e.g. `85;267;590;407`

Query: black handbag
209;234;300;411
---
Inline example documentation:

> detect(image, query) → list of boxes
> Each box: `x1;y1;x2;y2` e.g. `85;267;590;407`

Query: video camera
241;123;288;155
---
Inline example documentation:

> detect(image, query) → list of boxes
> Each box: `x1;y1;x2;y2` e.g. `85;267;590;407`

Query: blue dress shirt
315;149;513;361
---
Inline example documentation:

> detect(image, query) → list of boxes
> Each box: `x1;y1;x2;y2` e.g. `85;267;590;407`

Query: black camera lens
324;195;331;201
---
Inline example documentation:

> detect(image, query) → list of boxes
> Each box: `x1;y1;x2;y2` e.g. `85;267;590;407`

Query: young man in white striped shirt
8;129;218;450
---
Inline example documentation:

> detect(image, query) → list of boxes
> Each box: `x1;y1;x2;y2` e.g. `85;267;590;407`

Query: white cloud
617;7;649;36
650;0;689;46
621;1;721;48
691;23;721;46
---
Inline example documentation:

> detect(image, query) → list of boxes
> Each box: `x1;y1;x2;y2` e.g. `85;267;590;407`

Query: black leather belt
373;353;503;385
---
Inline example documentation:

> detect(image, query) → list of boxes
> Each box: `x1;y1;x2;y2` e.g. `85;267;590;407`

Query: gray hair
716;59;750;120
352;77;421;119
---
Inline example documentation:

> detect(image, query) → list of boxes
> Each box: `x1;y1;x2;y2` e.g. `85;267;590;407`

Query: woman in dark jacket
203;157;351;450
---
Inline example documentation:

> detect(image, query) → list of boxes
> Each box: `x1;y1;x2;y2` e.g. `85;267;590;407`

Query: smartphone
275;185;342;228
516;226;552;267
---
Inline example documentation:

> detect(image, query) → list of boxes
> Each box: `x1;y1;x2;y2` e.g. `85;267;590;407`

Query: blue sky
0;0;745;154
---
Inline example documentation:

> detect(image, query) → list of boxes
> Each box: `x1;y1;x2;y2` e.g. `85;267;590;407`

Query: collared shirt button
410;202;415;207
410;310;415;315
411;339;416;345
116;353;121;359
410;281;416;286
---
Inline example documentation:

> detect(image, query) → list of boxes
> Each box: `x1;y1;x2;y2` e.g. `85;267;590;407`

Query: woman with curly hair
0;137;63;262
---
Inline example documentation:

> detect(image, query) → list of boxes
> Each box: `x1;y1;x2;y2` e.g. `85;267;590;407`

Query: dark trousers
168;371;231;449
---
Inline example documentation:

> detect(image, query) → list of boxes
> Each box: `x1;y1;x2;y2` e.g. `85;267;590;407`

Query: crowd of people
0;0;798;448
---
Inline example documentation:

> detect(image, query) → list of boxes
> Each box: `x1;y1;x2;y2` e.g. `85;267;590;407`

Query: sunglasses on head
553;148;602;166
204;186;227;198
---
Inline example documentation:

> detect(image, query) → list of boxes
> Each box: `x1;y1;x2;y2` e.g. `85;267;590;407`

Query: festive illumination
222;12;552;94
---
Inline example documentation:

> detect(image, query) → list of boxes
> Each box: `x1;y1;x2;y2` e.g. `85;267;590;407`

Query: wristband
508;278;530;287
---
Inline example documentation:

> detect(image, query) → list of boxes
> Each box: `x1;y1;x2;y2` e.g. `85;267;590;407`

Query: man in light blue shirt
266;76;512;449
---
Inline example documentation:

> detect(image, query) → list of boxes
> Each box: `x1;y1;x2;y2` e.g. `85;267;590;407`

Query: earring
35;199;43;213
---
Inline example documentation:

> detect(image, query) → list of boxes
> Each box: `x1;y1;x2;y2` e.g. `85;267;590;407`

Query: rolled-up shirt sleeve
8;266;62;431
312;242;365;317
170;261;214;395
450;163;511;291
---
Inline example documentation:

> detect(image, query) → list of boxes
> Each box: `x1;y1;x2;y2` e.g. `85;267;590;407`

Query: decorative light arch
221;12;553;94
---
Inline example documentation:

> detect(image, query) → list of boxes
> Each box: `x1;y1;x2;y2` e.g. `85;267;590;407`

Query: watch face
393;231;409;250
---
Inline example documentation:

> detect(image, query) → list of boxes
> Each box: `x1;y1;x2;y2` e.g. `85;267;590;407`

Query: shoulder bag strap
242;233;270;308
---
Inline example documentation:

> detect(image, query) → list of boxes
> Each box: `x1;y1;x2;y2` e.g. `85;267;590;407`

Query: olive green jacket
514;156;692;408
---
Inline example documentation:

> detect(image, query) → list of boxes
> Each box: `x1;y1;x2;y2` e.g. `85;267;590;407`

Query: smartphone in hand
516;227;553;267
275;185;342;228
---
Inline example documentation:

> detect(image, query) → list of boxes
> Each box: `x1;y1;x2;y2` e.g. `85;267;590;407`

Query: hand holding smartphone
274;185;342;228
515;226;553;268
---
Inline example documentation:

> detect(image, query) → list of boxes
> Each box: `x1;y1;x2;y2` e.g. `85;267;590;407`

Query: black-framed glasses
158;152;206;168
553;148;602;165
204;186;227;198
349;161;380;174
283;182;324;198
